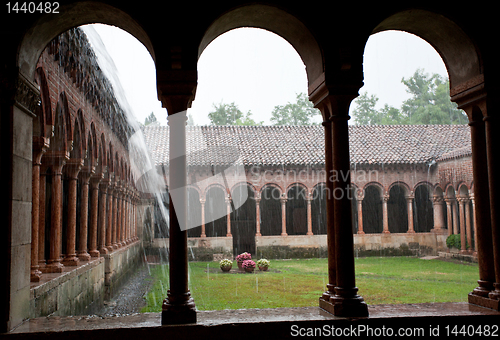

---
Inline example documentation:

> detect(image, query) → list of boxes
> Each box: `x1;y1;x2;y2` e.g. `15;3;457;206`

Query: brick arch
371;9;482;91
388;181;411;196
203;182;227;199
50;92;71;153
362;181;384;196
285;182;308;197
260;182;283;198
34;67;52;138
70;116;84;159
198;4;323;85
18;2;155;80
77;109;86;155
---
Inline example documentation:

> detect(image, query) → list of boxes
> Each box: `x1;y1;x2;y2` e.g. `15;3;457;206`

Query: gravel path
98;264;156;316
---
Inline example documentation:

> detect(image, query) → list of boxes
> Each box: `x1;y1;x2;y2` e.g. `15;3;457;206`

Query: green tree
208;102;263;126
270;93;321;125
351;69;468;125
401;69;467;124
144;112;157;126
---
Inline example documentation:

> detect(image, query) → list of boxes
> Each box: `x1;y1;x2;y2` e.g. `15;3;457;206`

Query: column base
320;287;369;317
469;293;500;311
43;261;64;273
62;256;80;266
77;252;91;261
106;245;114;252
488;283;500;300
472;280;494;297
89;250;100;258
99;247;109;255
30;269;42;282
161;292;197;325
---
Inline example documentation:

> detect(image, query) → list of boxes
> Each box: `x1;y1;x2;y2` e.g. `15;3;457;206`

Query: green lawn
141;257;478;312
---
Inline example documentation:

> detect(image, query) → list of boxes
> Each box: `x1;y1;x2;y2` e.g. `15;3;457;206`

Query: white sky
86;24;448;126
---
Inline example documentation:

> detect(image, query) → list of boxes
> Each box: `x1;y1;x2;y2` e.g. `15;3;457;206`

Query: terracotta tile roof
142;124;471;167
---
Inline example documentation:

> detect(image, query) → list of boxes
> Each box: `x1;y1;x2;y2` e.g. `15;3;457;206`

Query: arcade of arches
2;1;500;334
144;124;476;258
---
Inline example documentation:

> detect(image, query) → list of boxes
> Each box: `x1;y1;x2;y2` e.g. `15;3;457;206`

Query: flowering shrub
242;260;256;270
236;252;252;263
219;259;233;268
256;259;270;268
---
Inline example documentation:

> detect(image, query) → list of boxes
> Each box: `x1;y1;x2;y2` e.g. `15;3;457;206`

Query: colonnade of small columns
30;142;140;282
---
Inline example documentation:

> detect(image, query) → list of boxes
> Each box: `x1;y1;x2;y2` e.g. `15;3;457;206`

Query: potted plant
242;259;256;273
256;259;270;271
236;252;252;270
219;259;233;272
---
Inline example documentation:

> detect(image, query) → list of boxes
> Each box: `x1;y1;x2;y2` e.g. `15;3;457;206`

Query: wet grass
141;257;478;312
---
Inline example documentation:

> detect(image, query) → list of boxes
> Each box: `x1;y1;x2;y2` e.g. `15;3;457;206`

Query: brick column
159;70;197;324
77;167;93;261
406;193;415;233
62;159;83;266
280;196;288;236
382;193;390;234
306;193;313;235
313;91;367;317
88;174;102;257
255;195;262;237
44;157;66;273
31;141;47;281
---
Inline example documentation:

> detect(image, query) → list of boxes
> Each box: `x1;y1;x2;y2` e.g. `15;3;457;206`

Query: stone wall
29;241;142;318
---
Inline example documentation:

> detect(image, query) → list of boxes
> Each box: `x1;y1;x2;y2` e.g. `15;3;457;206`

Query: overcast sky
84;24;448;126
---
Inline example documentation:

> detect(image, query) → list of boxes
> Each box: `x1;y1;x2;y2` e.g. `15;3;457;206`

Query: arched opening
413;184;434;233
286;184;307;235
388;184;408;233
230;184;256;256
362;185;383;234
260;185;282;236
186;187;201;238
205;186;227;238
311;183;327;235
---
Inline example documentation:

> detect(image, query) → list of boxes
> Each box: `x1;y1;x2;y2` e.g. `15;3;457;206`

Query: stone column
432;196;446;232
112;183;120;248
119;187;126;246
106;175;114;252
44;157;66;273
382;193;390;234
31;141;47;281
88;174;102;258
200;198;206;237
255;195;261;237
62;159;83;266
458;197;467;253
225;196;232;237
38;164;48;269
357;192;364;234
445;198;453;236
320;119;336;302
313;91;367;317
471;194;478;254
406;193;415;233
280;196;287;236
306;193;313;235
98;179;109;255
159;70;197;324
452;200;459;235
484;111;500;300
465;198;472;254
77;167;93;261
468;115;495;299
